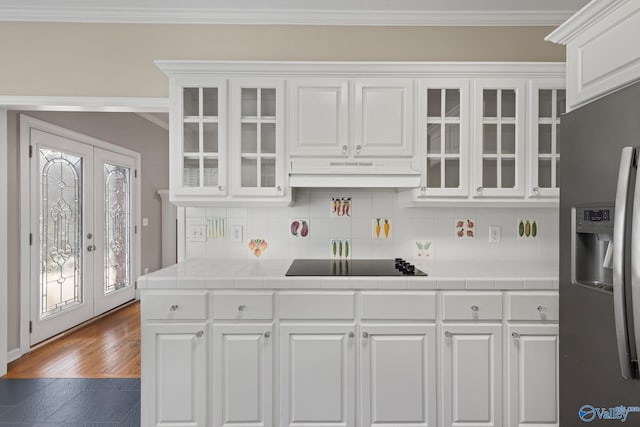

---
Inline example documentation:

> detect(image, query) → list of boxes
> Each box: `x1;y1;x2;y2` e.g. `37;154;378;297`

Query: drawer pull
471;305;479;312
537;305;547;313
512;332;521;340
238;304;246;311
195;330;204;338
348;331;355;338
362;332;369;339
444;331;453;338
169;305;179;311
264;331;271;339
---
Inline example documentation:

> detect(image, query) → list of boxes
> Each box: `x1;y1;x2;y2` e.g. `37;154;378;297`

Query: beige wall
0;23;563;97
6;111;169;350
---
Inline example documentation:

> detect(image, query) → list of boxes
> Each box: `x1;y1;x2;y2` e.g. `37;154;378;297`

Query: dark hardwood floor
4;302;141;379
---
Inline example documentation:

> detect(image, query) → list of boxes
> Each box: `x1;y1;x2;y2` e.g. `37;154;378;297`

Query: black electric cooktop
285;259;427;276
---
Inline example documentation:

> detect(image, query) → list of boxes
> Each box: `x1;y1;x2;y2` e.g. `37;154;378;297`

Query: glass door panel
534;88;565;193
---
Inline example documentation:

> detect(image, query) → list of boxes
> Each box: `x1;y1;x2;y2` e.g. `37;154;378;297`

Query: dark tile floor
0;379;140;427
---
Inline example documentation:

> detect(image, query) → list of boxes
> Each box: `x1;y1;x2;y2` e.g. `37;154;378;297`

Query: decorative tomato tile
372;218;392;239
289;218;310;238
248;239;268;257
455;219;476;239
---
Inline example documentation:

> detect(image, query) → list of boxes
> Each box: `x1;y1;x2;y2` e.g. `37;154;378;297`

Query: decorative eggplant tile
330;239;351;259
455;219;476;239
248;239;268;257
289;218;310;238
414;240;433;259
372;218;392;239
517;219;538;239
331;197;351;217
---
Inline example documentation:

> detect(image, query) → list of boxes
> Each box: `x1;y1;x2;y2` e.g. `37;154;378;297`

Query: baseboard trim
7;348;21;363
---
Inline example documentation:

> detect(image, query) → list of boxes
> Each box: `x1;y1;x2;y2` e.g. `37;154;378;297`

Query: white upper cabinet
169;77;228;204
289;78;414;159
354;79;414;157
230;79;286;198
529;81;566;198
416;79;470;198
289;79;349;157
473;79;526;199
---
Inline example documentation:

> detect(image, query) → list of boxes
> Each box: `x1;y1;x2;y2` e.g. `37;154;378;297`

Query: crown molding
0;96;168;112
155;60;566;79
0;7;576;26
545;0;628;44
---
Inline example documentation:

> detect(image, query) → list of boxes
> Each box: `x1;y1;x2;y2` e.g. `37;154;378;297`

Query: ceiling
0;0;591;26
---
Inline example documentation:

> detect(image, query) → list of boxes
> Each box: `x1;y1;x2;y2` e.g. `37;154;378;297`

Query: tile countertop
137;259;559;291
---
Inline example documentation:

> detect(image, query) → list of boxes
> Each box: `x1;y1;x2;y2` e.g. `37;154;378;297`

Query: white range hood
289;159;421;188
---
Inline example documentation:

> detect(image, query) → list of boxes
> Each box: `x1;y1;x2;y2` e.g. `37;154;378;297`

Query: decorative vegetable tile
248;239;268;257
207;217;225;239
455;219;476;239
330;239;351;259
331;197;351;217
517;219;538;239
414;240;433;259
289;218;310;238
372;218;392;239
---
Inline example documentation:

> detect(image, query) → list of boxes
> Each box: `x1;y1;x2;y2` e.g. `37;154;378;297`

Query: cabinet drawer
507;292;558;321
279;291;355;319
212;291;274;320
143;292;208;320
361;291;436;320
442;292;503;320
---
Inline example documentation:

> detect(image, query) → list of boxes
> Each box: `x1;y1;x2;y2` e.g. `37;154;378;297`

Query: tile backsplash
183;189;559;262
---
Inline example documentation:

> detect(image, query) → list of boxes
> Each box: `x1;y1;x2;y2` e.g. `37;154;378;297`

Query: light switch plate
489;226;501;243
188;225;207;242
230;225;243;242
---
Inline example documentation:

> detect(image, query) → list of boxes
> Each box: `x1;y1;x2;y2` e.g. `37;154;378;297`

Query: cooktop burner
285;258;427;276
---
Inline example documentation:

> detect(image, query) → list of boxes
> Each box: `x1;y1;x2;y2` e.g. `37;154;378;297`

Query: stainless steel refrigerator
561;80;640;425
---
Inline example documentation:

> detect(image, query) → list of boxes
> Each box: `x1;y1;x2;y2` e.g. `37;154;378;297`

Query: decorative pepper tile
455;219;476;239
414;240;433;259
330;239;351;259
289;218;310;238
331;197;351;217
517;219;538;239
248;239;268;257
372;218;392;239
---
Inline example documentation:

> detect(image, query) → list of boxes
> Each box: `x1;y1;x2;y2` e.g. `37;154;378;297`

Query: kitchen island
139;258;559;427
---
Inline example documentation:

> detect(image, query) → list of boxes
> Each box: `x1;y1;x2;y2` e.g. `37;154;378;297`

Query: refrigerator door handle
613;146;635;379
631;147;640;377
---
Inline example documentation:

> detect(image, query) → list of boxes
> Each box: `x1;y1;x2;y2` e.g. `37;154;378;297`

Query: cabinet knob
476;187;483;194
444;331;453;338
218;185;224;191
238;304;246;311
362;332;369;339
264;331;271;339
420;186;426;193
471;305;479;312
512;332;521;340
348;331;355;338
169;304;179;311
342;145;348;155
355;145;361;154
87;245;97;252
537;305;547;313
532;186;540;193
195;330;204;338
86;233;93;239
277;185;282;191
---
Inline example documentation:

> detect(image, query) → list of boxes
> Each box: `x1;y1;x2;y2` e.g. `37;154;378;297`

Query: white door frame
0;96;168;376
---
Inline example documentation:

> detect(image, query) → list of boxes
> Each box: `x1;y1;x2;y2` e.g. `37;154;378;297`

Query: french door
28;127;137;345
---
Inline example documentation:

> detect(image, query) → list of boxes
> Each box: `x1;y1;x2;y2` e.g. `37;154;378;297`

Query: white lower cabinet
507;325;559;427
441;324;502;427
142;323;208;427
280;324;356;427
212;323;274;427
360;324;437;427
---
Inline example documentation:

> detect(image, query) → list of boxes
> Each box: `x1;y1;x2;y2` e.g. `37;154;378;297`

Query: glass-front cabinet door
230;79;285;197
170;78;227;201
529;81;566;198
474;80;526;198
417;79;470;197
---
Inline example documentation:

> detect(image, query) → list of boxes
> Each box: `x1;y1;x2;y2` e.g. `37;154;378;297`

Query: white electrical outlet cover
230;225;243;242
